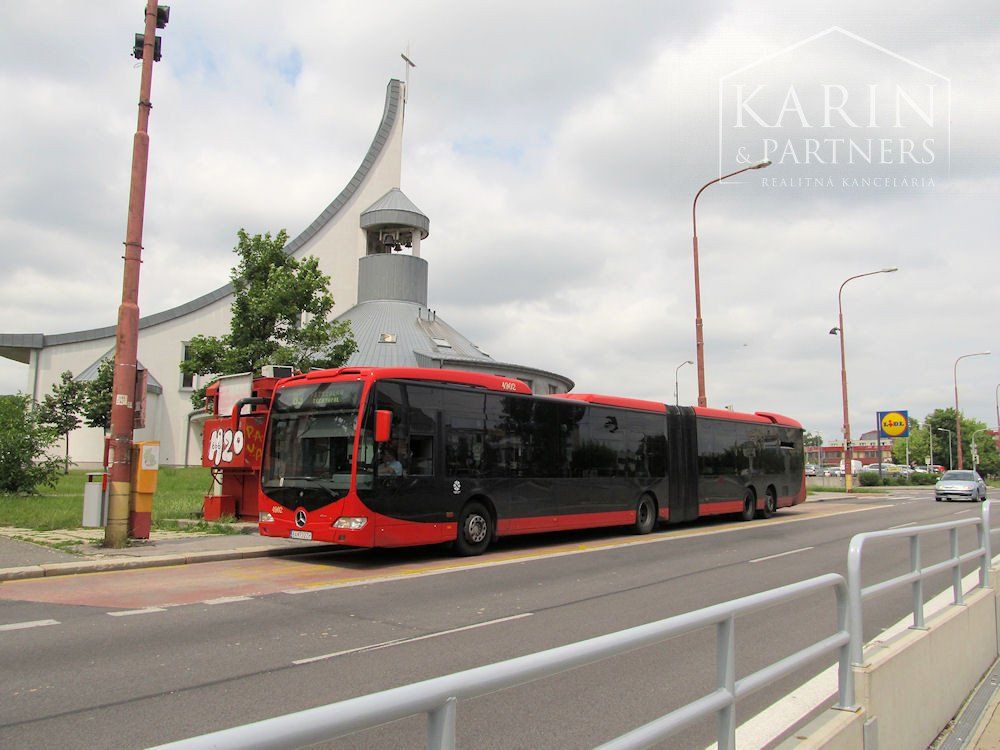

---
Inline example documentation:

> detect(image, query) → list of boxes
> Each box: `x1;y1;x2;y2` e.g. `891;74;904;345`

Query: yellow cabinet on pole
129;441;159;539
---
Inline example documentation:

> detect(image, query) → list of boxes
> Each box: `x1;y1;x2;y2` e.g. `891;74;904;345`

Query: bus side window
406;384;439;476
377;382;409;476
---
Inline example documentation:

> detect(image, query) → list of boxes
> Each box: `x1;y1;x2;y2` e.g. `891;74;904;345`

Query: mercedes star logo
295;510;306;528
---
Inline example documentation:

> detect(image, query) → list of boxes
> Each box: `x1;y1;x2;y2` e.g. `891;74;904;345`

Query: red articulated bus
255;367;805;555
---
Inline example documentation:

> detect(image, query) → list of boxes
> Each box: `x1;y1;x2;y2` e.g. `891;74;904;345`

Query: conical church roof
360;188;429;238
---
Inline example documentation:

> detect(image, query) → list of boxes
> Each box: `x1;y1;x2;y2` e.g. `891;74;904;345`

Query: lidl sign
878;410;910;439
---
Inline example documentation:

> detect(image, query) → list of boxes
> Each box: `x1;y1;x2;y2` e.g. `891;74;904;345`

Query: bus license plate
290;530;312;540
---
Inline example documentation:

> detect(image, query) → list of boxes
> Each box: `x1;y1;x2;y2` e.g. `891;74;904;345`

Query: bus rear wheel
740;490;756;522
634;495;657;535
455;502;492;556
758;487;777;519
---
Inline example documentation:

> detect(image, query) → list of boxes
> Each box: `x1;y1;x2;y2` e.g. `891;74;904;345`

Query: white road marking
889;521;918;529
953;509;973;515
292;613;534;665
0;619;59;632
107;607;166;617
203;596;253;605
749;547;814;564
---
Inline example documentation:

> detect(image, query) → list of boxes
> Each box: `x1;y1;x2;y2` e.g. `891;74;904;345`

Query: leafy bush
0;394;62;494
858;470;938;487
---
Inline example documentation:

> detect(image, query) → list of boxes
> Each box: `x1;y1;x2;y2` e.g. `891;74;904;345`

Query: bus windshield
263;381;368;494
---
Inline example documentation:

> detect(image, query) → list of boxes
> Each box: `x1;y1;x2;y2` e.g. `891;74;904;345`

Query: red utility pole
690;160;771;407
833;268;897;492
105;0;167;547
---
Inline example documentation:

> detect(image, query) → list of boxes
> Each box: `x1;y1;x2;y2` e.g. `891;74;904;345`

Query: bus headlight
259;512;274;523
332;517;368;530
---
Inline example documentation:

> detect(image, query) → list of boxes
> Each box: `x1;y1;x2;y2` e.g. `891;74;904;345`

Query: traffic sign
878;410;910;439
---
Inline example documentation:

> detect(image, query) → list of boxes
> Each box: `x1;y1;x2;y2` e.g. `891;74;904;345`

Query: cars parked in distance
805;464;818;477
824;466;843;477
935;470;989;502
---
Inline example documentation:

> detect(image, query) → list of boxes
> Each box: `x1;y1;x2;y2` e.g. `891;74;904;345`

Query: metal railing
152;574;853;750
847;500;995;665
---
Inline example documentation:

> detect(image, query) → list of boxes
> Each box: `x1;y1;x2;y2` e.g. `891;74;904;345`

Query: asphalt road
0;489;990;749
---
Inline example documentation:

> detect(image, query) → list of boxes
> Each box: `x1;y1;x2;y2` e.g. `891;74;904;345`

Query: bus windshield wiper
270;476;340;501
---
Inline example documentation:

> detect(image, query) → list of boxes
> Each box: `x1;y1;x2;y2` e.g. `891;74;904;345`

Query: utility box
129;441;160;539
82;472;108;528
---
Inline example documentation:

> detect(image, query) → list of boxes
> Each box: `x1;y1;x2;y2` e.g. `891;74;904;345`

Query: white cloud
1;1;997;443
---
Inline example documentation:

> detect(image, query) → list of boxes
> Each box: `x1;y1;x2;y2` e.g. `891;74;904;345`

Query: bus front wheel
455;502;492;556
740;490;756;522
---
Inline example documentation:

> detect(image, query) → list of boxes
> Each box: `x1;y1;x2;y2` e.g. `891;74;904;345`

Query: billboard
877;410;910;439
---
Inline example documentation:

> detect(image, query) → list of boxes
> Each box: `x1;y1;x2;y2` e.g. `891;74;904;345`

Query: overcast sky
2;1;998;444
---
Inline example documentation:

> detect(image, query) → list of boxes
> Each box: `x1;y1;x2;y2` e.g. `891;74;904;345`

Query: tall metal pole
996;384;1000;445
690;160;771;408
833;268;898;492
953;351;991;469
105;0;161;548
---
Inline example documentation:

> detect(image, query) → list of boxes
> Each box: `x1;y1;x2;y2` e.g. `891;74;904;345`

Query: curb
0;543;342;582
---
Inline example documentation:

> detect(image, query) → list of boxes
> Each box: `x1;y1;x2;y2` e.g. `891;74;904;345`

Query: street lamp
953;351;991;468
674;360;693;406
972;428;988;475
937;427;954;470
691;159;771;407
830;267;898;491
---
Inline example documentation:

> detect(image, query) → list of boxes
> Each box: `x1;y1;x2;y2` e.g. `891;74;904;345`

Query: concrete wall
785;571;1000;748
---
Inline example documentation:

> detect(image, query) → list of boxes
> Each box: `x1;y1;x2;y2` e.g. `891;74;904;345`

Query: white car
935;470;989;502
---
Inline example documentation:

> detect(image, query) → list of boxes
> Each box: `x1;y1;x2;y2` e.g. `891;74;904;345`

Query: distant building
0;79;571;466
806;435;893;467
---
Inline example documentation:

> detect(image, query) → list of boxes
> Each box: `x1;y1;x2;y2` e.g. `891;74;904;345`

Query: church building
0;79;572;466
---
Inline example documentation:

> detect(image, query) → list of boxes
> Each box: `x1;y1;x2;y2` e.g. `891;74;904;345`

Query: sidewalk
0;524;339;582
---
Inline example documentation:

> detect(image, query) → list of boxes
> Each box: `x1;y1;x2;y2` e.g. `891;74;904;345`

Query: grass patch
0;467;214;531
154;517;241;535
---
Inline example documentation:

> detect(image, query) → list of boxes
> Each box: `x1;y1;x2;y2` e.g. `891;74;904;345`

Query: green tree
803;431;823;447
891;409;999;477
180;229;357;407
37;370;84;474
0;394;62;494
81;357;114;432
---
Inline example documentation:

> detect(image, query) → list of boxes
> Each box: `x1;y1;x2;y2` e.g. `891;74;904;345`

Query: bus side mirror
375;410;392;443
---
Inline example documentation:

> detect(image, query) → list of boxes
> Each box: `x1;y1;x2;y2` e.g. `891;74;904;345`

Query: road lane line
203;596;254;605
0;619;59;632
292;613;534;665
954;509;973;515
890;521;918;529
749;547;814;564
107;607;166;617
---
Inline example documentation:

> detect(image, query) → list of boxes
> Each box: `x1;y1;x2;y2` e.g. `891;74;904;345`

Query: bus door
503;396;556;529
666;407;699;522
372;382;444;533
